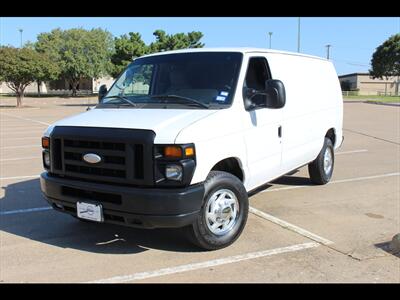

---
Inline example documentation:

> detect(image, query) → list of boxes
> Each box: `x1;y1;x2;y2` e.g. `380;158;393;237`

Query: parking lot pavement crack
343;128;400;145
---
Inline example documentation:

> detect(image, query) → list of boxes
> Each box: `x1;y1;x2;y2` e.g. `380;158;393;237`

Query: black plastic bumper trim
40;172;204;229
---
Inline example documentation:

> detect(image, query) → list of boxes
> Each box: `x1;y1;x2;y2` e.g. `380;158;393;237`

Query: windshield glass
100;52;243;109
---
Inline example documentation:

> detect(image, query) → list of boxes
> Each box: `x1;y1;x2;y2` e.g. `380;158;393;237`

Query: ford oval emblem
83;153;102;164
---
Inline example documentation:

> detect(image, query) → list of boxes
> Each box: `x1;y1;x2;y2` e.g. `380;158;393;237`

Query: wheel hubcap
323;147;333;175
205;189;239;235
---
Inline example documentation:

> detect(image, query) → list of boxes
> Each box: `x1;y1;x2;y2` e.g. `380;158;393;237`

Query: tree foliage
35;28;114;96
370;34;400;79
110;32;148;78
0;46;59;107
111;30;204;78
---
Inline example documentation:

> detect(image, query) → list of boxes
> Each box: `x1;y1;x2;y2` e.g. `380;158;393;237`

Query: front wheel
185;171;248;250
308;137;334;185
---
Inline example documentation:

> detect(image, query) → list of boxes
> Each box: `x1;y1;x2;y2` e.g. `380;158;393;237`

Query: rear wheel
185;171;248;250
308;137;334;185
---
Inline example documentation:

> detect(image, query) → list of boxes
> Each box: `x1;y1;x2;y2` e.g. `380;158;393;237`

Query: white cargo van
40;48;343;250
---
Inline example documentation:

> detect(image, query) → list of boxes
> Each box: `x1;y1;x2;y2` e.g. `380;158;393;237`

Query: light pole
18;29;23;48
268;32;273;49
297;17;301;52
326;44;332;59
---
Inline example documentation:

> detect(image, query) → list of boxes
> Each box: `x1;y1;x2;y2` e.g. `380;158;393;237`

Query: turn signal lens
184;147;194;156
164;146;182;158
42;137;50;149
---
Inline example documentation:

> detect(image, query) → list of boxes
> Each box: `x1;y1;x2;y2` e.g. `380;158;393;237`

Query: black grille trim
49;126;155;186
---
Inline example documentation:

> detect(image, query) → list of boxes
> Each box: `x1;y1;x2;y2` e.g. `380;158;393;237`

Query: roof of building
137;47;328;62
338;72;370;78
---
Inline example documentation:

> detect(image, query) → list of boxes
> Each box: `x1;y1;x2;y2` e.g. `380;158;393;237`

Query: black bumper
40;172;205;229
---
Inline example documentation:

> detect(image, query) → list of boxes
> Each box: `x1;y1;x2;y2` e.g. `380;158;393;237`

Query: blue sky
1;17;399;76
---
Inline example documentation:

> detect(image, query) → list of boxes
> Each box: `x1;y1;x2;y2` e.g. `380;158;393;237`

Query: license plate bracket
77;202;104;222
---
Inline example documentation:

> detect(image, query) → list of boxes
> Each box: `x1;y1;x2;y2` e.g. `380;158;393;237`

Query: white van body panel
44;48;343;193
44;108;218;144
264;52;343;175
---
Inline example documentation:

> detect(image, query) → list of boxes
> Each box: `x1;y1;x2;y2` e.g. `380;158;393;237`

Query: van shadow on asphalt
249;169;314;197
0;178;201;255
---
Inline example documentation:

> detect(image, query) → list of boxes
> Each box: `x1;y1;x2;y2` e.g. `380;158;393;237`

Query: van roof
138;47;328;62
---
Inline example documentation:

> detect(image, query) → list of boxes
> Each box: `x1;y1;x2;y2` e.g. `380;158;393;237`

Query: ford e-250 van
40;48;343;250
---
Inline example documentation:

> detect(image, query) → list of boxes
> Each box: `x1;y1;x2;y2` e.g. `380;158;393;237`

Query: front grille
49;126;155;186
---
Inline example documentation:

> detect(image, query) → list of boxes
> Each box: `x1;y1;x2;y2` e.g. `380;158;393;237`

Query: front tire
185;171;248;250
308;137;334;185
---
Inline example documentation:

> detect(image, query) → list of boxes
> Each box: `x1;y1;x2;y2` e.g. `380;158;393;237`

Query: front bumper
40;172;205;229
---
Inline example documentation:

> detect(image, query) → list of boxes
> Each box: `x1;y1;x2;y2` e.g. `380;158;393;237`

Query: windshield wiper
101;95;137;107
150;94;209;109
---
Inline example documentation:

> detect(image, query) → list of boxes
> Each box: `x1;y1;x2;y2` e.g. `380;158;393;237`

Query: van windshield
99;52;243;109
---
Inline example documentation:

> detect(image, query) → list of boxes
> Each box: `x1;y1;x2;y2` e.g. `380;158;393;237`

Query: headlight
165;164;183;181
43;151;50;168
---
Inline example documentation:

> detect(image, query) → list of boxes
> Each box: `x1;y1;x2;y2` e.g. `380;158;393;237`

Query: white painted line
0;137;40;141
88;242;319;283
0;107;40;111
0;145;40;150
249;207;333;245
0;128;45;134
0;175;40;181
0;113;50;125
336;149;368;155
0;206;52;216
262;172;400;193
0;156;39;162
0;130;44;136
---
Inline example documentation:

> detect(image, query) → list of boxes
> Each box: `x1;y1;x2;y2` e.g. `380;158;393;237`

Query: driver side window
244;57;271;108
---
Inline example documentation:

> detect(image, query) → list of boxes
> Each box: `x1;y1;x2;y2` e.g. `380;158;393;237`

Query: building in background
338;73;399;96
0;77;115;96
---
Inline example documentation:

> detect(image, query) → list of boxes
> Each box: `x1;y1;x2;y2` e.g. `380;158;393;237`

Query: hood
44;108;218;143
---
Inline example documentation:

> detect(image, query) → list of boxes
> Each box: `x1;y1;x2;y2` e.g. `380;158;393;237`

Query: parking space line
0;145;40;150
343;128;400;145
262;172;400;193
0;113;50;126
0;137;40;141
0;131;45;136
0;206;52;216
336;149;368;155
249;207;333;245
0;156;40;162
87;242;319;283
0;175;40;181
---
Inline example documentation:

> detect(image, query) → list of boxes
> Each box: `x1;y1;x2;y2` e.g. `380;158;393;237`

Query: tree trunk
37;80;41;97
16;90;23;108
71;79;79;97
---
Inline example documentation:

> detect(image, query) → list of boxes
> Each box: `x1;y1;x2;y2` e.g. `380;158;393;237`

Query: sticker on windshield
220;91;229;97
215;96;226;102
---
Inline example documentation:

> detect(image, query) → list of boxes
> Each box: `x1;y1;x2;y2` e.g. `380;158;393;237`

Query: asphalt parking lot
0;97;399;283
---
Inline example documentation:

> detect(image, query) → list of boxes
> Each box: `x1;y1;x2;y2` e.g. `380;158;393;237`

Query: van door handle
278;126;282;138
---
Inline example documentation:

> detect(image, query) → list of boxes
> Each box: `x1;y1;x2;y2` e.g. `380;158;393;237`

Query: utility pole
297;17;301;53
268;32;273;49
326;44;332;59
18;29;23;48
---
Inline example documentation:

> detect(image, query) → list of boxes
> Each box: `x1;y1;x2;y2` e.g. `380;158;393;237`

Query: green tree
111;32;148;78
0;47;58;107
149;30;204;52
110;30;204;78
35;28;114;96
370;34;400;95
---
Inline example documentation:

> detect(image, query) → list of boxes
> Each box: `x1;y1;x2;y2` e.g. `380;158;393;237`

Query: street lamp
326;44;332;59
268;32;273;49
297;17;301;52
18;29;23;48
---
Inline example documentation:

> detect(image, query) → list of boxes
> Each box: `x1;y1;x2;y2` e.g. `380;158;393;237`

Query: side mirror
264;79;286;109
98;84;108;102
243;79;286;110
